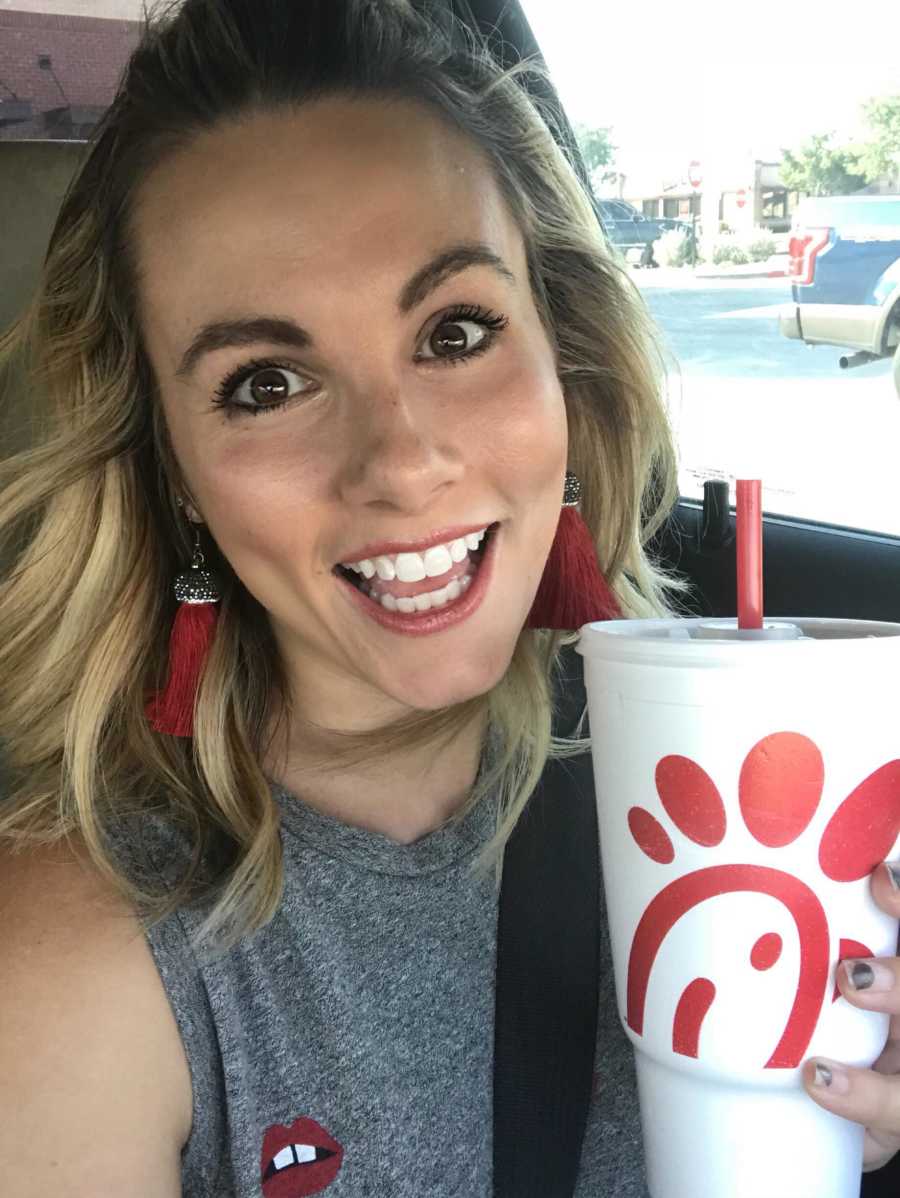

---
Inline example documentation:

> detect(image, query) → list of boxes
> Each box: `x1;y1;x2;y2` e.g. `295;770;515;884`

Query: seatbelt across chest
493;656;600;1197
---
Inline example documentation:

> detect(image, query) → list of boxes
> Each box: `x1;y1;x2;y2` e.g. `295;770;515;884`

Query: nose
337;388;465;514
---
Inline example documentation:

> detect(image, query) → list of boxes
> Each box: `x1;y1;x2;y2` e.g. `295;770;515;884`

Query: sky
519;0;900;191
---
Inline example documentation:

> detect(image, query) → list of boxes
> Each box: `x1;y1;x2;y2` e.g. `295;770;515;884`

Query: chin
381;636;517;713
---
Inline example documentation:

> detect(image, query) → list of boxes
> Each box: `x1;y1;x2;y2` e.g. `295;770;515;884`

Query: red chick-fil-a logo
625;733;900;1068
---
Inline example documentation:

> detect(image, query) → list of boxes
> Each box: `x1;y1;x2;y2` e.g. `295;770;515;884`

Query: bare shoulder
0;837;193;1196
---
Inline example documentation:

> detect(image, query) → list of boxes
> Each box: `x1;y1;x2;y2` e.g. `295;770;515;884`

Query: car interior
458;2;900;1193
0;0;898;1194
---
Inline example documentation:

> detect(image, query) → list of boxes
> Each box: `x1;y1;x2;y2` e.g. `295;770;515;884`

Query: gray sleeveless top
113;767;647;1197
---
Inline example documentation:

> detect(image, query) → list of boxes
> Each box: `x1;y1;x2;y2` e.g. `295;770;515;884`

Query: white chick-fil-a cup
578;617;900;1198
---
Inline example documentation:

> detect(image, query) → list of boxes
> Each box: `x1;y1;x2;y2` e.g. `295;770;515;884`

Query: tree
573;121;617;186
852;95;900;183
779;132;867;197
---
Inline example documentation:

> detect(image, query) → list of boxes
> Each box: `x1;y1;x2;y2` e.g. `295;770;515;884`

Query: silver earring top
563;471;581;507
174;522;221;604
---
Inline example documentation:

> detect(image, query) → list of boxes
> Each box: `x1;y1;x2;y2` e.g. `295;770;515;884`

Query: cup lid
576;617;900;667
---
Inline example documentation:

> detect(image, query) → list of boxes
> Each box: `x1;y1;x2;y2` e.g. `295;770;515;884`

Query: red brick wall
0;8;141;138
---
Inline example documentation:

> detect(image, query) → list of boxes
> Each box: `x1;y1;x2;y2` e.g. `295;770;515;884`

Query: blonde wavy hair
0;0;683;957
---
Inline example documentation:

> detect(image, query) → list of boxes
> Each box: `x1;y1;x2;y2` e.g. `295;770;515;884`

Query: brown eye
247;368;293;405
425;319;488;359
226;365;312;413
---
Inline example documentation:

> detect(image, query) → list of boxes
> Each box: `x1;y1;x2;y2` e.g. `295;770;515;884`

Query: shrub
653;228;696;267
710;228;777;266
711;239;750;265
744;230;777;262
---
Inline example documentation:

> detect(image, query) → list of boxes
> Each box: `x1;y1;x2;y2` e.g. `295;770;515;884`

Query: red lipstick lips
260;1116;344;1197
335;521;500;636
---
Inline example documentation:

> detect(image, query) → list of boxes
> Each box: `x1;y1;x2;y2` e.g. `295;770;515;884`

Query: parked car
597;199;691;265
778;194;900;392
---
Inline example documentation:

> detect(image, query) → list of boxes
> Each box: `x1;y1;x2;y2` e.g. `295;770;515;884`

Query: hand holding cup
804;859;900;1174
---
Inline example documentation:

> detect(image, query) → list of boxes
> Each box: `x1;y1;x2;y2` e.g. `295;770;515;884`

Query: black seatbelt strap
493;651;600;1196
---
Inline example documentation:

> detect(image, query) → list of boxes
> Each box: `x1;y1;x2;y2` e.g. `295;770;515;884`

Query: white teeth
394;552;427;583
372;568;476;613
271;1143;316;1172
342;525;491;575
422;544;453;577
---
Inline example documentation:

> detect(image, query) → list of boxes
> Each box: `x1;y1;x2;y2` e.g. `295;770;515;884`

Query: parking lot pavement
694;253;789;280
635;274;892;381
630;267;790;291
669;372;900;536
629;272;899;537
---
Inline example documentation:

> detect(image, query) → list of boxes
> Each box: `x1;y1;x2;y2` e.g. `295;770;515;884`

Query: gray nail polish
850;962;875;990
814;1064;833;1087
886;862;900;891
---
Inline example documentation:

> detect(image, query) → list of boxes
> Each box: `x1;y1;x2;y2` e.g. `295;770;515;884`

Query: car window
3;1;900;537
0;2;141;140
522;0;900;537
0;1;143;361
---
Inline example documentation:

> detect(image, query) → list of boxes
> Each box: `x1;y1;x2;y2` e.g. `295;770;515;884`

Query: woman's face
134;98;568;728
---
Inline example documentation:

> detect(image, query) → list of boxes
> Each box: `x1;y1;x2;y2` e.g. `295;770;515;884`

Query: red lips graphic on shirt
260;1116;344;1196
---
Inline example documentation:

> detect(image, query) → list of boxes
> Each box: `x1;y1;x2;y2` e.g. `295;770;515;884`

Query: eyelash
210;303;511;419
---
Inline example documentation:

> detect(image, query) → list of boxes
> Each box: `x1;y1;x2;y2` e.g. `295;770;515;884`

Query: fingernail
844;959;895;992
813;1060;850;1094
885;862;900;891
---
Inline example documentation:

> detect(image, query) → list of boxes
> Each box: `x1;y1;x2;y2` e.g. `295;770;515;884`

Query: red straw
736;480;763;629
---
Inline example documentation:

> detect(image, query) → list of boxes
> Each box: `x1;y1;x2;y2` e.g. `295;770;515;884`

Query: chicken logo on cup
625;732;900;1067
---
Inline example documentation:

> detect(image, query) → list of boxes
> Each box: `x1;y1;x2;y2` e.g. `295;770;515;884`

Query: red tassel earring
145;506;221;738
526;471;621;630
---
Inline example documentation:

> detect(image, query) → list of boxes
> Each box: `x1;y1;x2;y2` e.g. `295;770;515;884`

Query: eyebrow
173;242;516;380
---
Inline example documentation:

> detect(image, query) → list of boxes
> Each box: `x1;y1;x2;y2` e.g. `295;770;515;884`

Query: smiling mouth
334;522;497;614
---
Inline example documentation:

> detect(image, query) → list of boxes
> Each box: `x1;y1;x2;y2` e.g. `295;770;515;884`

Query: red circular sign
736;188;748;208
688;160;702;189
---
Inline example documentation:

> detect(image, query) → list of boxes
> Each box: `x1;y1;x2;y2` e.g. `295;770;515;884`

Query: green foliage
711;240;750;266
744;231;777;262
651;227;775;270
852;94;900;182
709;227;779;266
780;132;867;196
653;229;695;268
709;228;777;267
573;121;616;176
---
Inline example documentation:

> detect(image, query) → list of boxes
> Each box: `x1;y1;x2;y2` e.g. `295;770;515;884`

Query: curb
693;267;788;281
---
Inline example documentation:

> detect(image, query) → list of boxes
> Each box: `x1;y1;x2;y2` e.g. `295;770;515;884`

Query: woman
0;1;898;1195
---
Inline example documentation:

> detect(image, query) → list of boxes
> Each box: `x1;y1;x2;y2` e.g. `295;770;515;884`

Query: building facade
0;2;142;140
630;160;798;237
